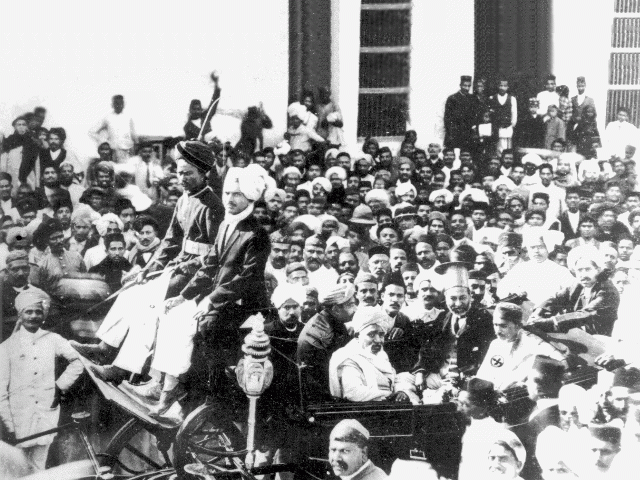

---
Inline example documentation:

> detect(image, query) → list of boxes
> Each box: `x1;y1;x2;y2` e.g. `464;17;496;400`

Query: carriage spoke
123;444;165;470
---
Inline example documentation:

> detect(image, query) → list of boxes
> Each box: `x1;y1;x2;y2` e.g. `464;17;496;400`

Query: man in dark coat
0;251;43;336
144;164;272;417
512;355;564;480
513;98;545;150
297;283;358;402
444;75;475;151
413;247;495;400
528;248;619;336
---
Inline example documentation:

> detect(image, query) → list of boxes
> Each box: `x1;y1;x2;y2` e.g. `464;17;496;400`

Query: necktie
454;317;460;335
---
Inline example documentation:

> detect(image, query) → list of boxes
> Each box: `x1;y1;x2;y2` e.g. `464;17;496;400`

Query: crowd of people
0;71;640;479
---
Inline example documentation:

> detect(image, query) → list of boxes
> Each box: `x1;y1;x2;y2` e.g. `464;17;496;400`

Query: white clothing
308;265;339;298
458;416;507;480
497;259;575;307
90;111;136;154
265;262;287;286
61;183;85;207
537;90;560;116
126;156;164;201
604;120;639;158
97;271;172;374
528;183;565;220
400;303;443;324
476;329;565;390
83;242;106;270
0;328;82;457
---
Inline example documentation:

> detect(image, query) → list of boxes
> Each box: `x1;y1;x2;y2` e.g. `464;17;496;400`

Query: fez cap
354;272;378;286
531;355;565;380
461;75;472;82
285;262;307;276
305;235;326;249
368;245;390;259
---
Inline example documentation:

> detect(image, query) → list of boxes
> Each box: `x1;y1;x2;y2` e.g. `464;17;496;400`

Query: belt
183;239;212;256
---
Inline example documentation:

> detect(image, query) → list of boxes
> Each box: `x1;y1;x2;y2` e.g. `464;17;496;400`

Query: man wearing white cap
328;419;388;480
144;163;271;417
497;228;574;307
0;290;83;469
268;283;307;340
485;430;527;480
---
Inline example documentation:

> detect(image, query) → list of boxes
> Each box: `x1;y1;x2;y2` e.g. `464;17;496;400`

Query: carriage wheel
173;402;249;479
102;418;174;476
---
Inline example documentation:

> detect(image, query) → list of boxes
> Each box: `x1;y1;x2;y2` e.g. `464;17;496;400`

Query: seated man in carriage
527;245;619;336
71;141;225;378
329;306;420;403
476;302;567;392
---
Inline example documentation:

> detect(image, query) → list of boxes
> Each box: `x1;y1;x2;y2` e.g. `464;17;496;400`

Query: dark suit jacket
444;91;476;149
514;114;545;149
513;403;560;480
181;214;270;324
558;210;583;241
413;307;495;376
33;187;71;209
537;277;620;336
570;95;596;120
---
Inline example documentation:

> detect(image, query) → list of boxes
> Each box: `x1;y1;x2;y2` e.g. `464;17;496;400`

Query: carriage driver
135;164;271;418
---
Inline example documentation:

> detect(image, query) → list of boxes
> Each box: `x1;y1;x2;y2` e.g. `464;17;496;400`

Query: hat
522;153;543;166
176;140;214;172
305;286;319;298
459;188;490;206
5;227;30;248
270;230;291;245
321;283;356;306
271;283;307;309
413;270;443;293
274;141;291;156
368;245;390;259
531;355;565;380
491;430;527;466
325;166;348;183
393;203;417;219
225;165;268;202
85;186;107;197
305;235;326;249
282;166;302;178
612;367;640;393
588;424;621;446
465;377;497;406
311;177;332;194
492;176;517;192
5;250;29;265
71;204;101;227
16;197;38;215
15;288;50;316
435;244;476;275
461;75;472;82
577;76;586;83
354;273;378;286
34;217;63;241
330;419;370;444
350;205;376;226
293;214;321;232
395;182;417;199
351;306;392;334
94;213;124;237
400;262;419;274
326;235;350;251
478;227;503;246
567;244;604;272
428;189;454;205
285;262;307;277
287;102;308;120
427;211;447;224
493;302;523;324
498;232;522;249
324;148;340;160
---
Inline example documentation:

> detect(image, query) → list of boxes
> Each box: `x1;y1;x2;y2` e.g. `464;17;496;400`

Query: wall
0;0;289;162
551;0;613;135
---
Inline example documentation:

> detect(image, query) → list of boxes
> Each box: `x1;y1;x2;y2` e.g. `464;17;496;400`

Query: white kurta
0;328;83;467
307;265;339;298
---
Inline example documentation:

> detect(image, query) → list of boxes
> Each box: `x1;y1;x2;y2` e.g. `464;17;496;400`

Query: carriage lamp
237;313;273;469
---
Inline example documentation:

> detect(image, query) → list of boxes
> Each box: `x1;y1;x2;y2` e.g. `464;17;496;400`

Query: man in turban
0;290;83;469
328;419;387;480
139;163;271;417
297;284;358;401
71;140;224;377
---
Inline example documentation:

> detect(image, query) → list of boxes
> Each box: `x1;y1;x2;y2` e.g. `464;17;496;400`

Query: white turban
293;214;321;232
224;165;267;202
351;306;392;334
522;153;543;166
491;176;517;192
271;283;307;309
364;189;391;207
325;166;347;182
324;148;340;160
264;188;286;203
522;227;564;252
459;188;490;205
282;166;302;178
311;177;332;195
15;288;51;316
413;270;443;293
287;102;308;120
327;235;350;251
94;213;124;237
395;182;417;199
71;204;101;227
274;141;291;157
428;188;454;205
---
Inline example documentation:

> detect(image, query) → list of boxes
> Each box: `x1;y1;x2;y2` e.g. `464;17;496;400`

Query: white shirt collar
341;460;372;480
50;149;61;160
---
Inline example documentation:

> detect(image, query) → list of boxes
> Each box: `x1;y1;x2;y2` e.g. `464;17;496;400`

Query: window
358;1;412;138
607;0;640;126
